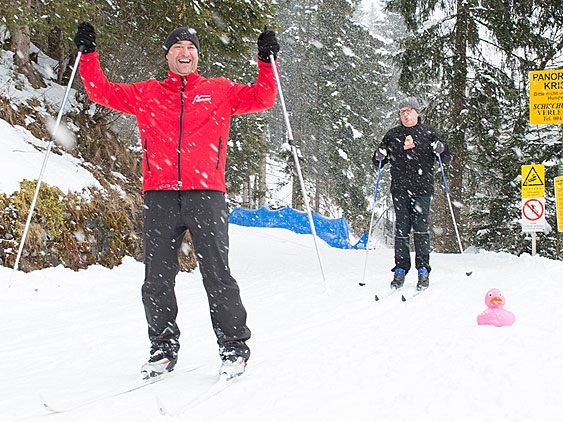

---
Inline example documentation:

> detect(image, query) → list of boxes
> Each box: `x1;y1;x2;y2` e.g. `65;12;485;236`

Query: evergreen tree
271;0;395;232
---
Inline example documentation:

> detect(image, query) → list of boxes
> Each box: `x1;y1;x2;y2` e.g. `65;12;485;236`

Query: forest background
0;0;562;271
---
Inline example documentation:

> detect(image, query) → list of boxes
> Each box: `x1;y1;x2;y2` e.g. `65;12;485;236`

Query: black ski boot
141;349;177;379
416;267;429;291
390;268;406;289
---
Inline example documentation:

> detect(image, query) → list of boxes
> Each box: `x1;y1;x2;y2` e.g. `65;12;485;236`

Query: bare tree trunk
47;26;66;83
292;171;303;210
242;177;250;208
11;0;45;89
250;175;257;208
431;182;447;251
12;0;45;88
258;155;267;207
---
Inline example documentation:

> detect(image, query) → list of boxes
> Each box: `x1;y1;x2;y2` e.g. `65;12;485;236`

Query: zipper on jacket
177;78;186;190
215;137;223;169
143;138;151;171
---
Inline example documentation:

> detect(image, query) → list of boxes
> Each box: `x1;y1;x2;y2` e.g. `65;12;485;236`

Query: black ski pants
142;190;250;361
392;191;432;273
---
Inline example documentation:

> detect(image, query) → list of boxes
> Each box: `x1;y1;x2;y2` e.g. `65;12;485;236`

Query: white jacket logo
192;94;212;104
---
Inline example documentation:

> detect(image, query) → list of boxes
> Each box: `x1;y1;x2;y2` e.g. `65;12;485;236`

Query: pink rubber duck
477;288;515;327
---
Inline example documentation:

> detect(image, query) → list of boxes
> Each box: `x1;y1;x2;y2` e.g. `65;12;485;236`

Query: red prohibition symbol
523;199;544;221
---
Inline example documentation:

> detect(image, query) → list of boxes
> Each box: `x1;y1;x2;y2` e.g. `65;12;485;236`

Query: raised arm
229;28;279;115
75;23;144;115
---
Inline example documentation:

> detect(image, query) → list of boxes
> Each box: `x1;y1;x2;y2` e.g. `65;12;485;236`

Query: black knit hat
163;27;200;55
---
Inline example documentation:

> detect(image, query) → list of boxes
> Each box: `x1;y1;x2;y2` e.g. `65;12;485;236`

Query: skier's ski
158;373;239;417
374;287;401;302
40;364;201;414
401;287;427;302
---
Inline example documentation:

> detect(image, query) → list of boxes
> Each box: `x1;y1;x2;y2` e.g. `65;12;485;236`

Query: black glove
74;22;97;54
257;27;279;63
432;140;445;154
374;148;387;162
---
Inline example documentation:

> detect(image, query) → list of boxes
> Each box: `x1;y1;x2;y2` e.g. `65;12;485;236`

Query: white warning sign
521;198;545;232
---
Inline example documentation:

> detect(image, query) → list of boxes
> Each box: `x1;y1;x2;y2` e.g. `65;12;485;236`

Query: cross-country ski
40;365;201;414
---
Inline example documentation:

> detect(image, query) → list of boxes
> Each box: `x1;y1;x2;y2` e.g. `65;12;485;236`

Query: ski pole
13;49;84;272
269;54;328;290
359;160;382;286
437;154;472;276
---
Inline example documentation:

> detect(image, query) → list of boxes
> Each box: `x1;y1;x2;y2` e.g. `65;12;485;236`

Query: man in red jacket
74;23;278;380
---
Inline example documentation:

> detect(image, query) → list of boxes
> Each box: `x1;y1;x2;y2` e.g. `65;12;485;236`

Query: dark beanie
398;97;421;111
163;27;200;55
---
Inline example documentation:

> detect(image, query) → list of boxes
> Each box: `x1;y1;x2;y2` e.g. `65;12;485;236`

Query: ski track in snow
2;225;563;421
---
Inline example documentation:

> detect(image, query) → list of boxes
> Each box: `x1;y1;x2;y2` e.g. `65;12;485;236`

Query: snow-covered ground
2;224;563;422
0;118;101;195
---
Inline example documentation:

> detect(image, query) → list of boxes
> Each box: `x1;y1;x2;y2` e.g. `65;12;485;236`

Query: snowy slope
2;225;563;422
0;118;101;195
0;48;101;196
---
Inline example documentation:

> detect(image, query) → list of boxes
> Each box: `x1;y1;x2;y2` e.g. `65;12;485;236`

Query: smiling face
166;40;199;76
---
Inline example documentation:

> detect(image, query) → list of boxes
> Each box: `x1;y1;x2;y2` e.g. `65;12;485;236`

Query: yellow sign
529;69;563;124
521;164;545;198
555;176;563;232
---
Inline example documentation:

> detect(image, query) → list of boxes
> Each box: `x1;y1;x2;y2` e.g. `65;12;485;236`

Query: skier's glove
432;140;445;154
374;148;387;162
257;27;280;63
74;22;97;54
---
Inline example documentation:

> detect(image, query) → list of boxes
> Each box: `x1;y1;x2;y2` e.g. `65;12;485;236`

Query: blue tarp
229;207;365;249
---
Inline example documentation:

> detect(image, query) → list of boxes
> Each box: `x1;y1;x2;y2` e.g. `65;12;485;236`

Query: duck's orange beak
490;295;504;306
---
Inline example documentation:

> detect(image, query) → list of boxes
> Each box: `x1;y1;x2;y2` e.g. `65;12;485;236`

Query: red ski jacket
79;51;277;192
